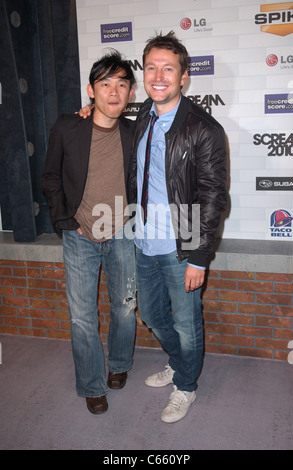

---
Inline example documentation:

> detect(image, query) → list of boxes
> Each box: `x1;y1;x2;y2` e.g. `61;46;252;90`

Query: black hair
89;49;135;89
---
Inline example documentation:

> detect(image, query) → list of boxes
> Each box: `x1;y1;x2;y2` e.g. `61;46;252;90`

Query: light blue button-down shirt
135;102;178;255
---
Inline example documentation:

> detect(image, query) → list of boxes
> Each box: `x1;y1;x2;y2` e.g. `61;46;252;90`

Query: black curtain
0;0;81;241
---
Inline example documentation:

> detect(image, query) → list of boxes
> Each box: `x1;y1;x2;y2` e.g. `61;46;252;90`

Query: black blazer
41;112;135;233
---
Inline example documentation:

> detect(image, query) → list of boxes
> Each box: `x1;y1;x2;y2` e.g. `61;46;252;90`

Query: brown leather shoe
107;371;127;389
86;396;108;414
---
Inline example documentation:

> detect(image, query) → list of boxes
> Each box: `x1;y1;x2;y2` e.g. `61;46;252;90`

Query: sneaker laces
157;365;173;379
168;386;188;410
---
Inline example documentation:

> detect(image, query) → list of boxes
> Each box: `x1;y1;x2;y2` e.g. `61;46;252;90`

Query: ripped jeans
62;226;136;397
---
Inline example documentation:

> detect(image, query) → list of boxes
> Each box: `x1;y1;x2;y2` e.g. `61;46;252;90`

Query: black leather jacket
127;95;227;267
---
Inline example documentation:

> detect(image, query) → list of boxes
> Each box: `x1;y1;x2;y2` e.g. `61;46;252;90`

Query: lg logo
266;53;293;68
266;54;278;66
180;18;192;30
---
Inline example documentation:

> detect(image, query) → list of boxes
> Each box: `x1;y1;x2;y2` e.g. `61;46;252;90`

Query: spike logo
255;3;293;36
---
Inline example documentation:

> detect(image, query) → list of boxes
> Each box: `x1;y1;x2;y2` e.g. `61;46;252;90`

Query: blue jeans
136;248;203;392
63;227;136;398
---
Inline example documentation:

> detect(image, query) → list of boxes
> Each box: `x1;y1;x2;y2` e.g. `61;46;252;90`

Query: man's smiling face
143;47;188;115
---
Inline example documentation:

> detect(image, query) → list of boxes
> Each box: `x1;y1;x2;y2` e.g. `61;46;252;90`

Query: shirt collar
150;95;181;123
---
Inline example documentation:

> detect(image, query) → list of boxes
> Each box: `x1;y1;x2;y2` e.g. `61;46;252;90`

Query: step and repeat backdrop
76;0;293;242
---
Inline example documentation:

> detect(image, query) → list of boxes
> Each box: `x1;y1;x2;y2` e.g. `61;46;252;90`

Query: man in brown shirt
42;51;136;415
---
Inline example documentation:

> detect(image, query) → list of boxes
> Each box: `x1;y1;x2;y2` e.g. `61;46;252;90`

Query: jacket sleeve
187;122;227;267
41;116;79;233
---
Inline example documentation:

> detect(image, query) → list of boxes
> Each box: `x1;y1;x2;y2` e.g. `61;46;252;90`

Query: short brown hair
142;31;189;75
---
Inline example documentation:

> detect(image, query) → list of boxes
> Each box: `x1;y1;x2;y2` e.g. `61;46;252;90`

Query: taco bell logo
188;56;214;75
270;209;293;238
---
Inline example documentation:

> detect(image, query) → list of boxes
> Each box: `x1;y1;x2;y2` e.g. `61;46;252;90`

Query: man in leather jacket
127;32;227;423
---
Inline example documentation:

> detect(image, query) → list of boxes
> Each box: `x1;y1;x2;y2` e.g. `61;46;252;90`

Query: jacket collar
167;95;191;134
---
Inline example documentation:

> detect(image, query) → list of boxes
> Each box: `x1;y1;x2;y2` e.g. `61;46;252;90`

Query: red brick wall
1;259;292;361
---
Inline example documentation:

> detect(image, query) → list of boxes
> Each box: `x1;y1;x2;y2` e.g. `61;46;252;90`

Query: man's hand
184;265;205;292
76;104;93;118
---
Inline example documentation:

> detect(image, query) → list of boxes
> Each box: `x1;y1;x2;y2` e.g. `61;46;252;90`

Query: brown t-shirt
75;121;128;242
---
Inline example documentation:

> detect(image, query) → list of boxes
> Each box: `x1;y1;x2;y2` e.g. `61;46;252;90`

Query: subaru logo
259;179;273;188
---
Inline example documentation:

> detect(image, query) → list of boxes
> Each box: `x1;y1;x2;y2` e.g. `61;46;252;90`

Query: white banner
76;0;293;242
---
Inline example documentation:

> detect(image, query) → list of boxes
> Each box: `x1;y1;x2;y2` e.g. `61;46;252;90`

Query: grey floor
0;334;293;451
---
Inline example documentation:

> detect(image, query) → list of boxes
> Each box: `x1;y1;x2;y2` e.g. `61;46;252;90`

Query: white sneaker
145;365;175;387
161;386;196;423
